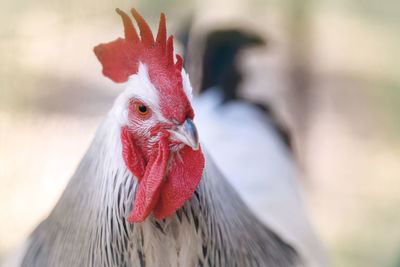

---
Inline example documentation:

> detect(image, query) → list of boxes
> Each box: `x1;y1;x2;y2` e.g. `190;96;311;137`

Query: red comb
94;8;179;83
115;9;139;42
130;8;155;47
156;13;166;54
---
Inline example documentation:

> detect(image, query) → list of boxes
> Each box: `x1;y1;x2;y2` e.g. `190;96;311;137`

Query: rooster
5;9;310;267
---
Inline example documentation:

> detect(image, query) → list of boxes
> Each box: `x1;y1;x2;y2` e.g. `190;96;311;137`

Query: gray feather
14;112;302;267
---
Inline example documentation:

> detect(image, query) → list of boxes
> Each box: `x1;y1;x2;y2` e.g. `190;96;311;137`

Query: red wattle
122;129;205;223
127;135;170;222
153;145;205;219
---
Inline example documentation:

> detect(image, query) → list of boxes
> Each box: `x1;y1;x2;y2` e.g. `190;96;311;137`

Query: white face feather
181;68;193;103
112;62;194;129
111;63;166;128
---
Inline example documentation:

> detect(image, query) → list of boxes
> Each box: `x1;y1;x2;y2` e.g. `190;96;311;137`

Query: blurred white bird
192;29;326;266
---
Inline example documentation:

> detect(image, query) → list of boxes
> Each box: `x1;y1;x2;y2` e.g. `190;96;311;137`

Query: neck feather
21;112;300;267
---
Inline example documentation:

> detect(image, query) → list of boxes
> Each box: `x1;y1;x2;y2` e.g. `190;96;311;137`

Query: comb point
156;13;167;53
116;8;139;42
130;8;155;47
175;54;183;71
166;35;174;67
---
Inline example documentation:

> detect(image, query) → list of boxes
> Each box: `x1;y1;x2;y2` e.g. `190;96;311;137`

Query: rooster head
94;8;205;222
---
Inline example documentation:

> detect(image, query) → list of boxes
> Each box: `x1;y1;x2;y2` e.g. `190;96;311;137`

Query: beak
169;118;199;151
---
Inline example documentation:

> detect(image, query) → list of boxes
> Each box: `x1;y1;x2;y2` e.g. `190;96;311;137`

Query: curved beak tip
170;118;199;151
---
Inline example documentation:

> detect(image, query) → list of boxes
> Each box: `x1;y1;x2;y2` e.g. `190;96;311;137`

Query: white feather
193;88;326;267
111;62;168;127
181;68;193;103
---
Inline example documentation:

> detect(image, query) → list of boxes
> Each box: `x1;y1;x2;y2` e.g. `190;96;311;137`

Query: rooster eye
136;103;149;115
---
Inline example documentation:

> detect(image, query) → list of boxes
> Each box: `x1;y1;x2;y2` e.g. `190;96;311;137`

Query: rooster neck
21;112;299;267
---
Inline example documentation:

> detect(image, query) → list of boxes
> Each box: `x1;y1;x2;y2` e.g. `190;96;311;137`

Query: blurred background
1;0;400;266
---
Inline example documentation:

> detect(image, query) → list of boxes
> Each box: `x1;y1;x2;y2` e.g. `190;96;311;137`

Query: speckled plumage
8;9;304;267
17;112;301;267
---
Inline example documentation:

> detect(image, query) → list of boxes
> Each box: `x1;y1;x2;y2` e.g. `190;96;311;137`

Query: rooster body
2;9;318;267
15;112;298;266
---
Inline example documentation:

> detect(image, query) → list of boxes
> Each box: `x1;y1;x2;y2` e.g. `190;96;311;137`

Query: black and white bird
192;29;326;267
